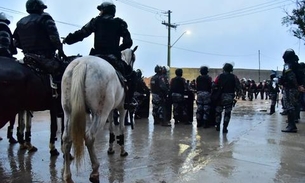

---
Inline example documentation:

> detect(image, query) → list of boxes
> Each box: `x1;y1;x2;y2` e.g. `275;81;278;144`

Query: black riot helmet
175;68;183;77
200;66;208;75
0;12;10;24
26;0;47;14
223;63;233;72
136;69;142;78
282;49;299;64
154;65;162;74
97;2;116;16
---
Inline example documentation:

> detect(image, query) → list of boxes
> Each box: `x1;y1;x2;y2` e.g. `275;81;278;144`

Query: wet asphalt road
0;98;305;183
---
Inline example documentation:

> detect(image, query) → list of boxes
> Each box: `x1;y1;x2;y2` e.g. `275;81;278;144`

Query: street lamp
167;30;190;67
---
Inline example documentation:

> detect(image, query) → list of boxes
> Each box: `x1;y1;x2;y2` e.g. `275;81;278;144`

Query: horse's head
121;46;138;69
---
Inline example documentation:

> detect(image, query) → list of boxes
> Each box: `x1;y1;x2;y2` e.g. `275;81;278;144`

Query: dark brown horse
0;56;73;155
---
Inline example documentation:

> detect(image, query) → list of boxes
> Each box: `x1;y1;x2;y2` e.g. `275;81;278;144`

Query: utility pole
258;50;261;82
162;10;177;67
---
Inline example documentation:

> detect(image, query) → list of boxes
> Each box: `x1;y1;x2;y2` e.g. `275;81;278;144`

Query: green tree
282;1;305;41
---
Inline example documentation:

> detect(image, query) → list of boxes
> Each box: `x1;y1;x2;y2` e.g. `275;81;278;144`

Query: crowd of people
150;63;241;133
149;49;305;134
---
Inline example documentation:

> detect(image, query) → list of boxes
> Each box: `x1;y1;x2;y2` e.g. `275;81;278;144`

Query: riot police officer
170;68;188;124
214;63;241;133
196;66;212;128
150;65;170;126
13;0;66;62
0;12;17;57
281;49;304;132
269;72;280;115
63;1;135;109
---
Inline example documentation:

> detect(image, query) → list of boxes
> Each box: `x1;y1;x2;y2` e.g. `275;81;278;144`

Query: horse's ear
132;46;138;53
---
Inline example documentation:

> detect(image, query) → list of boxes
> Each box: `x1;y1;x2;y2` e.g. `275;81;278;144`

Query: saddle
23;53;60;74
97;54;127;87
23;53;61;98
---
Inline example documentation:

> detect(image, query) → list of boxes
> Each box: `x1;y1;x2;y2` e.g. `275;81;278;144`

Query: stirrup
49;75;58;98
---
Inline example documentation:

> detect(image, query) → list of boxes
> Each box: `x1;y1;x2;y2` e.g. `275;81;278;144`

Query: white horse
61;46;137;183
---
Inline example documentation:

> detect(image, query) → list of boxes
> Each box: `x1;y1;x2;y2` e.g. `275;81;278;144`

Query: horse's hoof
50;149;60;156
107;150;115;155
89;176;99;183
28;146;38;152
120;152;128;157
9;138;18;144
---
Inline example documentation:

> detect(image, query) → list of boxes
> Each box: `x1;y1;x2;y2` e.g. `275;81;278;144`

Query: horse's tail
70;62;87;170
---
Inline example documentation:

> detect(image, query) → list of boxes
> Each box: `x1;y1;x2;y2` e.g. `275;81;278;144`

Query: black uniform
64;14;132;76
281;49;303;133
214;64;241;133
150;72;169;125
14;13;62;58
0;21;17;57
196;74;212;128
170;75;187;124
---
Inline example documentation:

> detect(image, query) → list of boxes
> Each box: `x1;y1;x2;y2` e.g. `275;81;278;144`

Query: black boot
196;119;203;127
7;126;18;144
282;111;297;133
223;121;229;133
269;105;275;115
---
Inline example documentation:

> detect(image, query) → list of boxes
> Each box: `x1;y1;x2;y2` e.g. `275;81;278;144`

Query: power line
134;38;257;57
116;0;165;14
176;0;293;25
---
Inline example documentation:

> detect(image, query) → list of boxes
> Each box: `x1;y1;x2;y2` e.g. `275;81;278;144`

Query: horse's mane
121;48;134;65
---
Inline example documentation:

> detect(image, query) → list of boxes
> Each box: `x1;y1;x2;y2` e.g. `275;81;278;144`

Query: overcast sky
1;0;303;77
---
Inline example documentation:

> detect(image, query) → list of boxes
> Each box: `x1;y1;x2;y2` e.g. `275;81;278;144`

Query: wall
169;67;282;82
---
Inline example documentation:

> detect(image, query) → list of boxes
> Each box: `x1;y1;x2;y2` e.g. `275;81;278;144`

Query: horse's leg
60;115;73;160
7;115;18;144
24;111;38;152
62;114;74;183
17;111;26;149
129;109;134;126
49;109;60;156
118;108;128;157
107;110;115;155
85;113;100;183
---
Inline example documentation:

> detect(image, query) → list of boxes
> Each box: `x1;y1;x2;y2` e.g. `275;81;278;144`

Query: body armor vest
92;17;131;58
15;13;56;55
217;73;236;93
196;75;212;92
170;76;185;94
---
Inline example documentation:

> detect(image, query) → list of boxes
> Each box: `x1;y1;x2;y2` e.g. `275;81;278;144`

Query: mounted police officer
214;63;240;133
170;68;188;124
0;12;17;58
281;49;304;133
196;66;212;128
63;1;136;109
150;65;170;126
13;0;66;70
